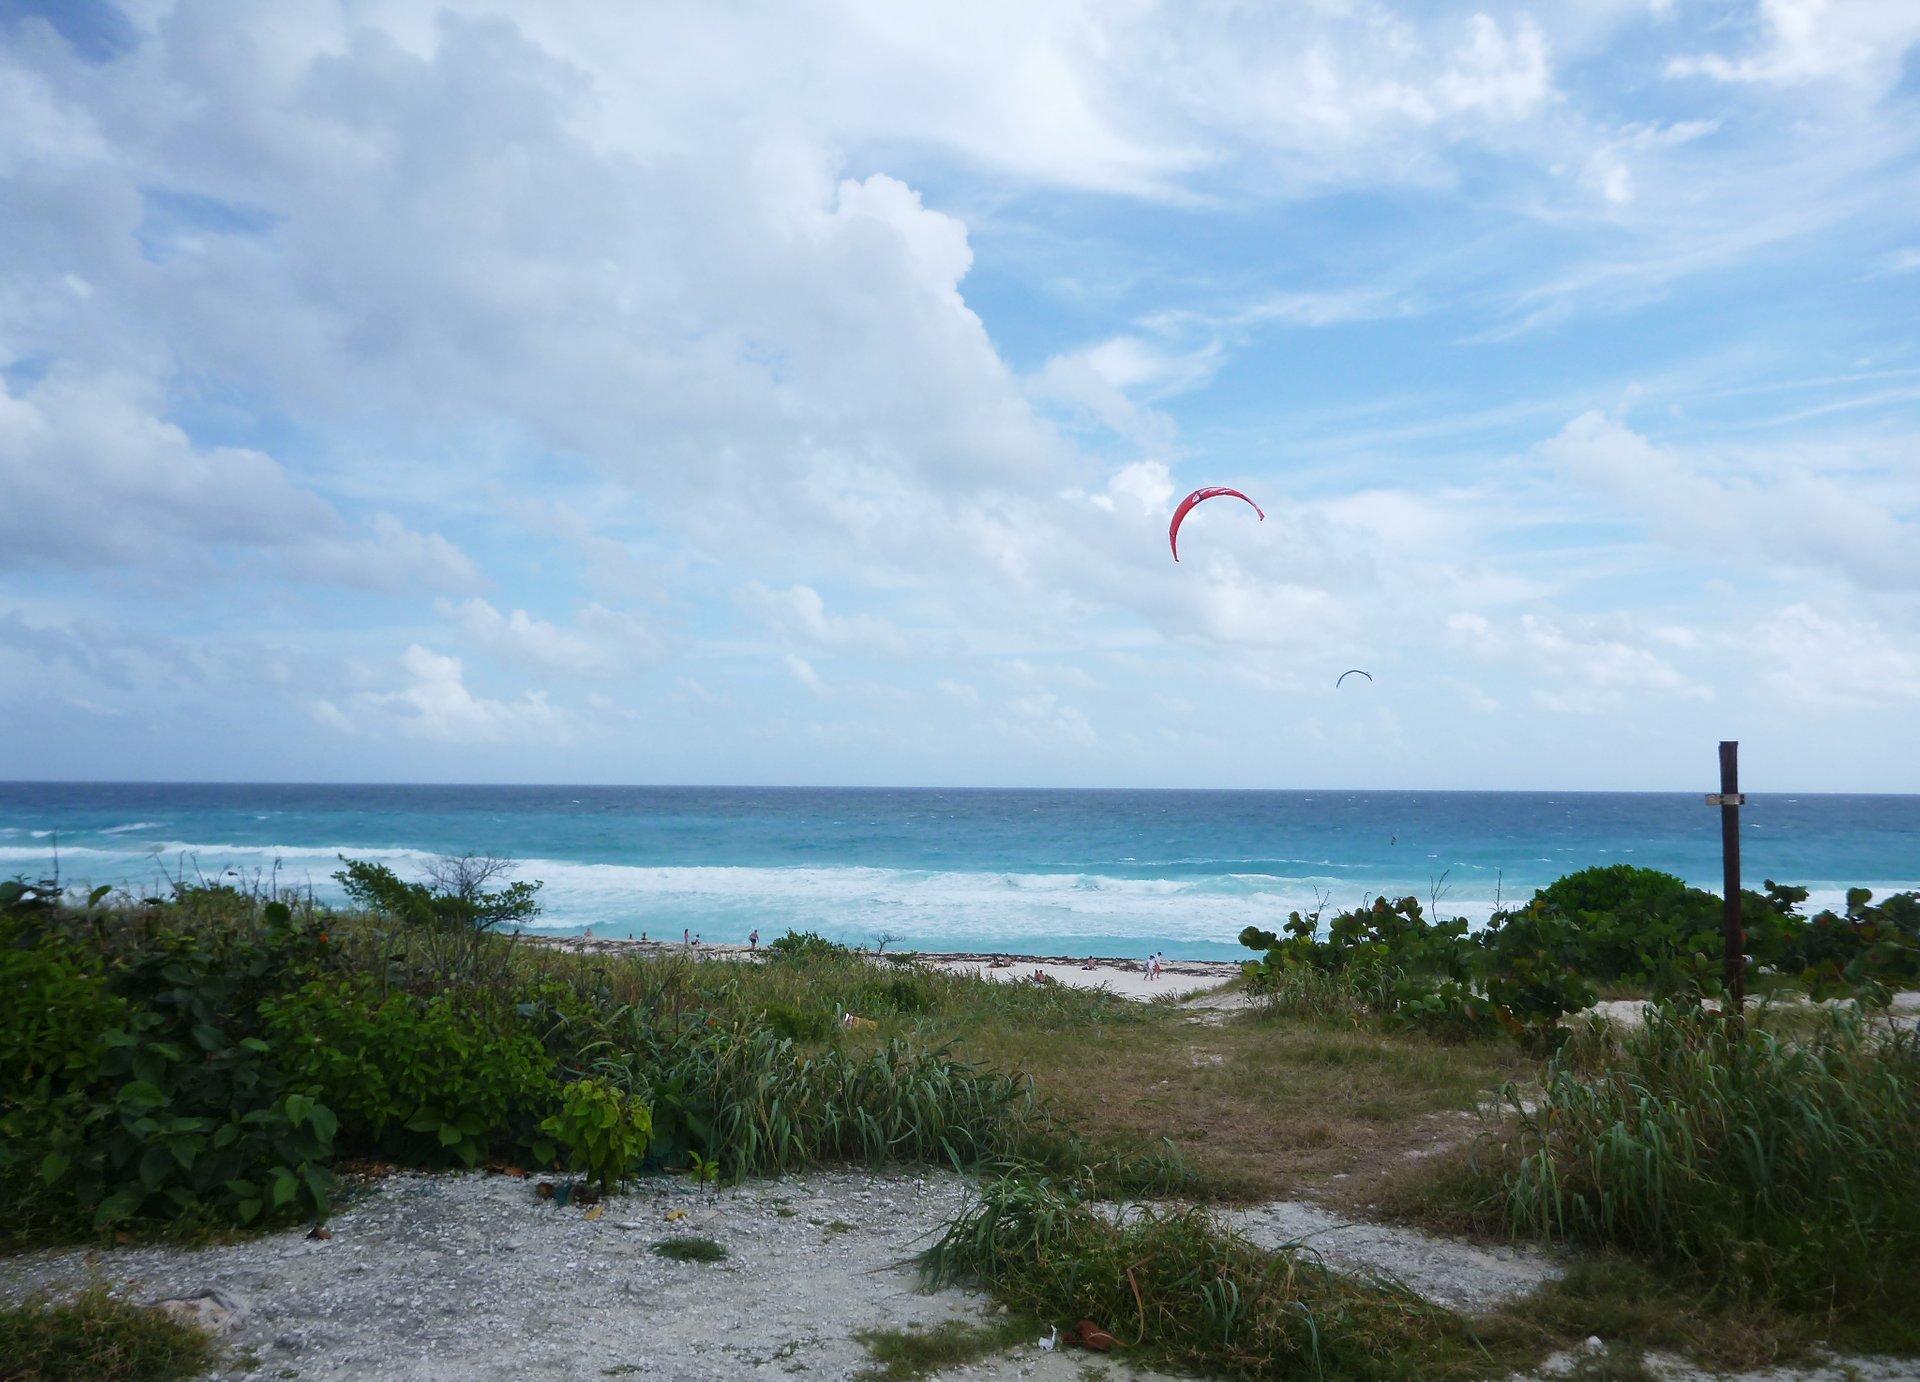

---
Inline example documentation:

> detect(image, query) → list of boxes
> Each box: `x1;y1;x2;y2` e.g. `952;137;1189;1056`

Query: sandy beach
525;934;1245;1002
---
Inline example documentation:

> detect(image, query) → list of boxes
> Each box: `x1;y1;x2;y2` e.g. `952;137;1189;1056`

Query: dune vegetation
2;858;1916;1379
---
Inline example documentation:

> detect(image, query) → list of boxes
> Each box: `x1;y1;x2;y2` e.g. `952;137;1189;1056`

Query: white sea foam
13;838;1914;957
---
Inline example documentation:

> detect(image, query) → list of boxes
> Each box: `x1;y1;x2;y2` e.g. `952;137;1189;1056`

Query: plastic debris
1037;1325;1057;1352
1074;1320;1114;1351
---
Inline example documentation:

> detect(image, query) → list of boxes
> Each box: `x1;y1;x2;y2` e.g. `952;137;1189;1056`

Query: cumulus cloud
347;645;563;742
3;1;1917;785
1446;610;1711;713
1540;411;1919;592
743;583;911;657
0;370;481;592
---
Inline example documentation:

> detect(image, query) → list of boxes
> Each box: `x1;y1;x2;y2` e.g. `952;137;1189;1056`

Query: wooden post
1707;741;1745;1013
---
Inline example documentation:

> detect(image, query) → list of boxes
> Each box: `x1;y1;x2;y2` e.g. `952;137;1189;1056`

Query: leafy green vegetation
1;860;1113;1244
538;1076;654;1194
7;853;1917;1377
0;1281;218;1381
1239;865;1920;1050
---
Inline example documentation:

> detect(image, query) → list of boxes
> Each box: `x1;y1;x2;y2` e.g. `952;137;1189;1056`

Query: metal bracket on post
1712;742;1745;1015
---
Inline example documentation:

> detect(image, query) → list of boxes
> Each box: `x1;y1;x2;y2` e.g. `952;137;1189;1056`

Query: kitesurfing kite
1335;669;1373;688
1168;486;1264;562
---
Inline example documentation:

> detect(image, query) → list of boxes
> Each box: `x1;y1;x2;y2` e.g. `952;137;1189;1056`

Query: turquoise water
2;784;1915;960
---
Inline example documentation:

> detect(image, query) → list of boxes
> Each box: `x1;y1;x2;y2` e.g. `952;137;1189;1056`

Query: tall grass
920;1175;1485;1381
1496;1004;1920;1323
1251;965;1397;1028
503;945;1186;1184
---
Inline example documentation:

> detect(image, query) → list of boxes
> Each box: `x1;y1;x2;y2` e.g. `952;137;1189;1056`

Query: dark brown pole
1717;740;1744;1013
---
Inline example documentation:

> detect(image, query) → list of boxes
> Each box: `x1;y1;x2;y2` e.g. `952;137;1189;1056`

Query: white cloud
1540;410;1919;592
1749;603;1920;709
0;370;481;593
743;583;911;657
996;690;1097;748
349;644;563;742
1445;609;1711;712
784;653;833;697
444;597;664;677
1668;0;1920;91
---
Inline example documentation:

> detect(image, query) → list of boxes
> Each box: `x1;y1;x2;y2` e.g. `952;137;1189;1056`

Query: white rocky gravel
0;1168;1195;1382
6;1168;1917;1381
1222;1201;1558;1314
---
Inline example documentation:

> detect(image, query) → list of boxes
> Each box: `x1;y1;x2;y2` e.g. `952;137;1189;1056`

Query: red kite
1169;486;1264;562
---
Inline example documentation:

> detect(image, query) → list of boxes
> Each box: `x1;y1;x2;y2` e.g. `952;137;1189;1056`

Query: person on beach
749;929;759;951
683;927;691;946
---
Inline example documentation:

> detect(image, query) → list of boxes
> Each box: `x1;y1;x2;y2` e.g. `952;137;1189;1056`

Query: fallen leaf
584;1203;604;1222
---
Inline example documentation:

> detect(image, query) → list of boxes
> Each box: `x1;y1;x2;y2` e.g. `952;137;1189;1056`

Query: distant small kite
1168;487;1265;562
1335;669;1373;687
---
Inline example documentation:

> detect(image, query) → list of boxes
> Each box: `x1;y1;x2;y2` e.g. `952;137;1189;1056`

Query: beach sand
526;934;1243;1002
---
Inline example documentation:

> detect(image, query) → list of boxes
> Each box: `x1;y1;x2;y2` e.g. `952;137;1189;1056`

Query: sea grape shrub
260;976;557;1169
764;928;852;962
1386;979;1509;1043
1785;889;1920;1003
1474;902;1600;1026
1519;865;1726;994
1240;896;1472;980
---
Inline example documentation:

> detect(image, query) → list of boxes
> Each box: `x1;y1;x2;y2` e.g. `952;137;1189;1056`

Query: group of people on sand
1143;950;1167;981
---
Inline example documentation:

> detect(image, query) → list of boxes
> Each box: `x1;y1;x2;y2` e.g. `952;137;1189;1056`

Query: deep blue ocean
2;784;1916;960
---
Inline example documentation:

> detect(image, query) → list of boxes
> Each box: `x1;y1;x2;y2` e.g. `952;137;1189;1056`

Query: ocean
2;784;1916;961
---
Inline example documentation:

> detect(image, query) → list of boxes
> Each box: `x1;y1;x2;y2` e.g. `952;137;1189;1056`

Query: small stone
149;1290;247;1336
1584;1335;1604;1352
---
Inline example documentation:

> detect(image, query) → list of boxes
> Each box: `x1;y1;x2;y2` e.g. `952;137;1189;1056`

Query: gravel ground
5;1168;1916;1381
1222;1201;1558;1313
0;1169;1194;1382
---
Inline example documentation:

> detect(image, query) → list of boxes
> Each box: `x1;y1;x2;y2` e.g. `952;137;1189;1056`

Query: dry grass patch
960;1007;1530;1202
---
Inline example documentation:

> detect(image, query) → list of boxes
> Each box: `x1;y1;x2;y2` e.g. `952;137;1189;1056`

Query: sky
1;0;1916;792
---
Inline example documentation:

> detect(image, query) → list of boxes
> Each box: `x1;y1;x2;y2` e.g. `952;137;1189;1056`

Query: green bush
260;975;556;1168
763;928;851;962
1;916;336;1235
333;855;542;933
1782;888;1920;1000
537;1076;653;1193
